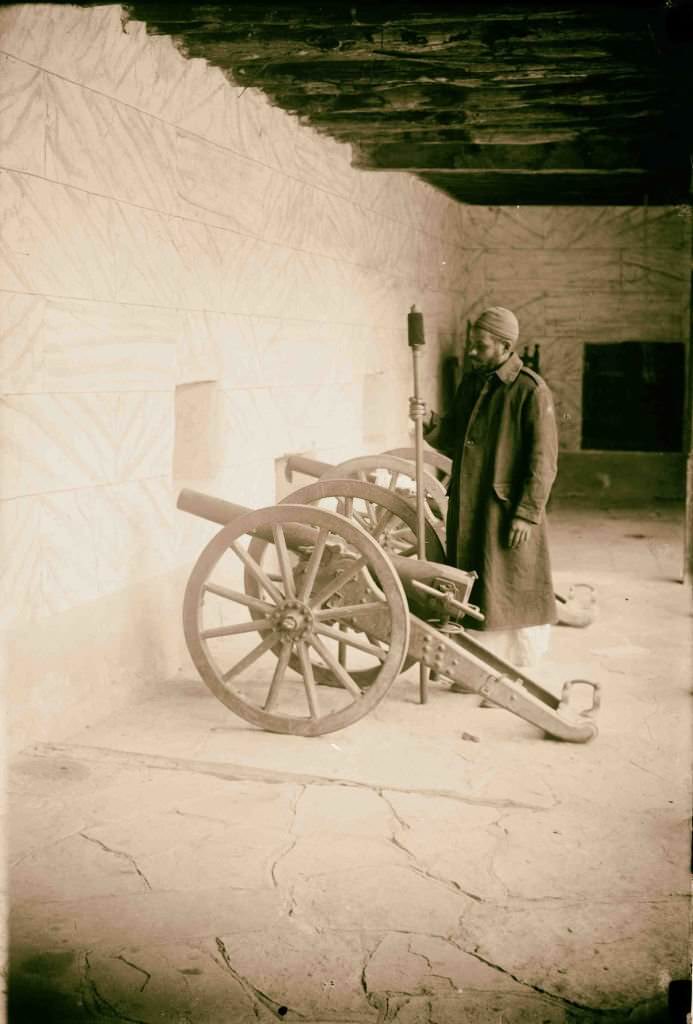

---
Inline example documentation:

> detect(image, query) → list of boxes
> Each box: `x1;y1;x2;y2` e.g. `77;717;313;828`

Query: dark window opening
582;341;684;452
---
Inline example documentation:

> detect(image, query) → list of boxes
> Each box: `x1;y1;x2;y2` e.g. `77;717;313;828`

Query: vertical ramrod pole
408;305;429;704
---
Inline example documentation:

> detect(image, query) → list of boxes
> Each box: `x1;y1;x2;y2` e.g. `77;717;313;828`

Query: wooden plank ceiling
123;0;693;205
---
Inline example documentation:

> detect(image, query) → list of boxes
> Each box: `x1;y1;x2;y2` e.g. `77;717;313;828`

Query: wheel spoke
365;500;380;530
424;505;437;525
377;508;397;530
314;601;385;621
388;524;412;539
272;525;296;597
309;634;363;699
337;619;347;668
263;640;292;712
352;477;377;528
352;510;372;532
222;631;280;682
297;640;321;719
230;540;284;604
297;526;330;602
203;583;274;615
202;620;274;640
423;499;445;524
314;623;388;661
371;507;397;541
357;506;374;532
336;496;355;519
310;557;367;609
387;470;400;491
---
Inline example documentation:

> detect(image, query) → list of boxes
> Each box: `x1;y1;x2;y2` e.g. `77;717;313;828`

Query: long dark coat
434;352;558;631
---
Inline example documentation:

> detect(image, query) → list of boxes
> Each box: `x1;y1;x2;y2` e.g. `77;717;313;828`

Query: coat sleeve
425;411;456;458
425;378;469;458
514;382;558;524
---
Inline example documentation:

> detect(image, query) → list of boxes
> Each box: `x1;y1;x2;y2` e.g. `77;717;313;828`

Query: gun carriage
178;478;600;742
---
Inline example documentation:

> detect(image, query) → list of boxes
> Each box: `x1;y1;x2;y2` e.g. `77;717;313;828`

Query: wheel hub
272;598;313;639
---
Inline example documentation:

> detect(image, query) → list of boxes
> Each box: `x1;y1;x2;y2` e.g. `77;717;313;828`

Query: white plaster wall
0;4;471;750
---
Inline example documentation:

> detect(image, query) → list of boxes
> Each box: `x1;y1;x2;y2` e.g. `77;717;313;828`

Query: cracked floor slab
364;932;528;998
212;928;378;1020
380;992;574;1023
8;503;691;1022
457;897;689;1010
12;941;268;1024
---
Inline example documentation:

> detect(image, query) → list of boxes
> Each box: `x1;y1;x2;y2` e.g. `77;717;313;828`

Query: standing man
417;306;558;667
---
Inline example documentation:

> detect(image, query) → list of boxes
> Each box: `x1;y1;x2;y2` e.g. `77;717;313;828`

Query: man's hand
409;397;428;423
508;517;533;548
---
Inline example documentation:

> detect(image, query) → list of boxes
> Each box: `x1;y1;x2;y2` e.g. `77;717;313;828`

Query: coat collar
493;351;523;385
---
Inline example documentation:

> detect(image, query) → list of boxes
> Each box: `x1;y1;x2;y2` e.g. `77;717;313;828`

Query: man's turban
473;306;519;345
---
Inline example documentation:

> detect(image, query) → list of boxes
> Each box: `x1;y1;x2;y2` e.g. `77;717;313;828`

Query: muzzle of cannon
177;480;599;742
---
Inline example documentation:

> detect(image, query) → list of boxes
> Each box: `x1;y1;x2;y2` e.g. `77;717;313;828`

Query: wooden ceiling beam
275;80;659;111
418;168;691;205
320;127;659;151
295;99;662;126
115;0;692;206
129;2;650;42
222;54;651;81
316;111;663;134
352;136;684;173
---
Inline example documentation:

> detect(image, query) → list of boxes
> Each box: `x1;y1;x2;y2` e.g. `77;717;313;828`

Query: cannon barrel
177;488;324;551
285;454;333;480
179;487;474;617
177;488;252;526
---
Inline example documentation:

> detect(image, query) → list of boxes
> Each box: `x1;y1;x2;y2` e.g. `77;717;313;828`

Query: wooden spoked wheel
183;504;410;736
277;479;445;564
321;454;447;546
385;447;452;490
245;480;444;689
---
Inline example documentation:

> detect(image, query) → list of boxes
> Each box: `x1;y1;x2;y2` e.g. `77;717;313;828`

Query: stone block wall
0;3;470;750
455;205;691;450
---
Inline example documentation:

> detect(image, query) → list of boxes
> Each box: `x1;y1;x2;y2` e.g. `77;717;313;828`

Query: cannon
283;450;596;628
178;478;600;742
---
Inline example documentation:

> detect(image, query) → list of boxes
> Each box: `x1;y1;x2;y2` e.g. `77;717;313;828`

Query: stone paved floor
8;502;691;1023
